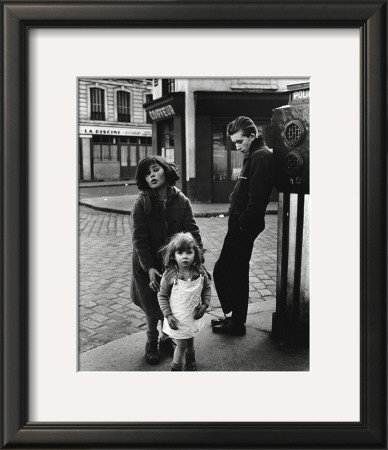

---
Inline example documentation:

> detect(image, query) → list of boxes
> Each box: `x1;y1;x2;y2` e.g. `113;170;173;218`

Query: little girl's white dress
162;275;205;339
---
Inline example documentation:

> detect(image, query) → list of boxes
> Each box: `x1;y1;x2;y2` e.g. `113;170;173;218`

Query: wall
93;162;120;181
78;78;152;124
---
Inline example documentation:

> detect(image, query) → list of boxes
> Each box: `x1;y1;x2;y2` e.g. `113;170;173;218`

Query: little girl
158;233;211;371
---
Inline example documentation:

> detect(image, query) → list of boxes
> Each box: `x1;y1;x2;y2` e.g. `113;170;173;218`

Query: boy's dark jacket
229;137;275;236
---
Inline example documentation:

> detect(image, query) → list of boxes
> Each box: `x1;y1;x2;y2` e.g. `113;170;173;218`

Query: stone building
145;78;308;203
78;78;154;181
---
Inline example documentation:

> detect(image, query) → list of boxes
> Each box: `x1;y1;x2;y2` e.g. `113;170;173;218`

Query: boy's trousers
213;214;257;325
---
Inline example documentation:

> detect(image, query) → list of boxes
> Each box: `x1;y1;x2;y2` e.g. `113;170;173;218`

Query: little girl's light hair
159;232;203;269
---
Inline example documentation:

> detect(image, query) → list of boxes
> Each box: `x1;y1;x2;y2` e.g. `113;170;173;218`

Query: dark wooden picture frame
1;1;387;448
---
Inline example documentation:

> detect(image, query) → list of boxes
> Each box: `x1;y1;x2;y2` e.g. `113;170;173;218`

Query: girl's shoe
159;337;176;356
145;340;160;365
184;353;197;371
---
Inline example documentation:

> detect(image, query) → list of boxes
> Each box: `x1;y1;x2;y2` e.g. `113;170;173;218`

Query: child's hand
194;304;208;320
167;314;179;330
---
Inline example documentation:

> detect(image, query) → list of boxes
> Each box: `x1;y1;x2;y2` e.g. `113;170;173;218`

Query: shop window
93;145;101;162
231;148;244;181
90;88;105;120
117;91;131;122
139;146;147;161
110;145;118;161
92;136;118;162
161;120;174;163
212;124;228;181
121;146;128;167
129;146;137;166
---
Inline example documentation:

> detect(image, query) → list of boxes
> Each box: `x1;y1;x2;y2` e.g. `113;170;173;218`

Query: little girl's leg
184;337;197;371
171;339;187;371
186;337;194;354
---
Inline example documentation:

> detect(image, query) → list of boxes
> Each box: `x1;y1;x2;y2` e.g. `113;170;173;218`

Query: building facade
78;78;154;181
145;78;309;203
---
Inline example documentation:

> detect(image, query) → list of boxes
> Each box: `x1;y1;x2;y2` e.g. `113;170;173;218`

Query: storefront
79;125;153;181
145;90;289;203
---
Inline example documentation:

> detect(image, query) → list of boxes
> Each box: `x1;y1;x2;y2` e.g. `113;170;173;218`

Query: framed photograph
1;1;386;448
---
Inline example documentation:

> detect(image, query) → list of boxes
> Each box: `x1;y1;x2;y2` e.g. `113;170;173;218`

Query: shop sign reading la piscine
79;125;152;137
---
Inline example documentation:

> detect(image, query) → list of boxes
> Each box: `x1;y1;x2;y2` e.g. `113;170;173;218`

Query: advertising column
271;83;310;344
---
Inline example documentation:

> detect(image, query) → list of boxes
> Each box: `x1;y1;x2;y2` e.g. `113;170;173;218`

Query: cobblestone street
79;206;278;353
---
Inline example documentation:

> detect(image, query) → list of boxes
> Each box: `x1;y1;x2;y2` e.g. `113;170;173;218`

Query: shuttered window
90;88;105;120
162;79;175;96
117;91;131;122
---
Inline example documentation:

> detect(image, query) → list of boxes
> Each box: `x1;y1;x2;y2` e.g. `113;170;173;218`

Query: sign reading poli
289;89;310;105
79;125;152;137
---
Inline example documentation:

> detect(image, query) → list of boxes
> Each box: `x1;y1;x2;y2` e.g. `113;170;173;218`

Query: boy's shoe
212;321;246;336
159;337;176;356
171;362;183;371
210;316;232;327
184;353;197;371
145;340;160;365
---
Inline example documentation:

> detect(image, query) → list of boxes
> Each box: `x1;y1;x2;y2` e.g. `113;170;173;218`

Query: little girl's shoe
171;362;183;371
184;353;197;371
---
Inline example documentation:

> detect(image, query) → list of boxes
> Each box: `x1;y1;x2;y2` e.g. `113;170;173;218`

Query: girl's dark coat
131;186;203;319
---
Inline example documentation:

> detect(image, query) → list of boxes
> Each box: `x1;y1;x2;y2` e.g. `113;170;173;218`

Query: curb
79;201;131;215
79;201;278;217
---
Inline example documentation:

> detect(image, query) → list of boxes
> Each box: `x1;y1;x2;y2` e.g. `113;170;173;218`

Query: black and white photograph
78;77;310;372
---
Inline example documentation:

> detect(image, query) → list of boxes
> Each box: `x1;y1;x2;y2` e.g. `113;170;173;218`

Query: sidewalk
80;302;309;371
78;195;309;372
79;194;278;217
